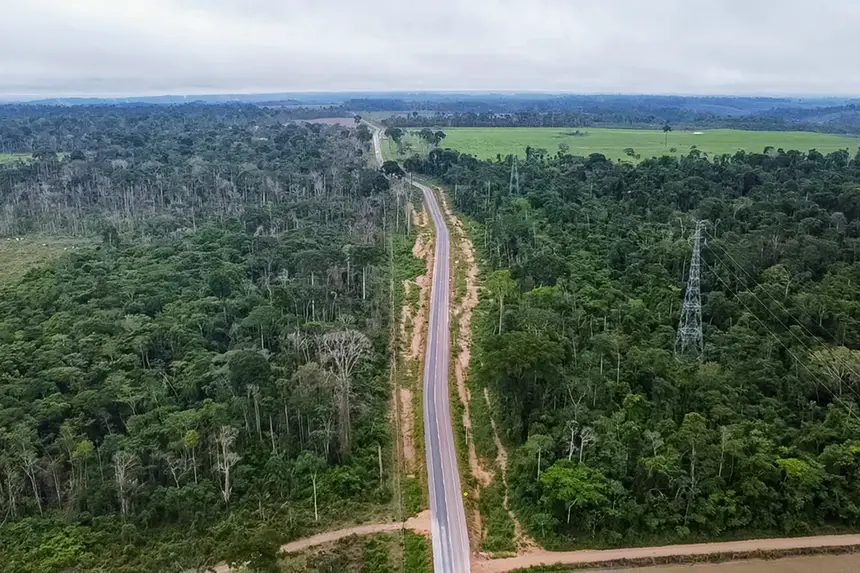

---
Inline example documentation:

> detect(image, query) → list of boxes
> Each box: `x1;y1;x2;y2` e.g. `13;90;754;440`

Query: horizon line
3;90;860;103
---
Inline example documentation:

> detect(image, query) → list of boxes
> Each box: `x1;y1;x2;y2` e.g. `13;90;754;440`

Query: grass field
392;128;860;163
0;236;88;286
0;153;31;165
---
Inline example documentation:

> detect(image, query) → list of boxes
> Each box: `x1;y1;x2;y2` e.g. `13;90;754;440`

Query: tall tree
318;330;371;460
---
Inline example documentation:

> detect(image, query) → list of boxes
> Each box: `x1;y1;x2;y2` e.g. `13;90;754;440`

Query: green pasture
0;236;89;286
0;153;31;165
397;128;860;163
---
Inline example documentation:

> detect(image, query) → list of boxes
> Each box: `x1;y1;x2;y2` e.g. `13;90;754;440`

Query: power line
705;232;840;342
705;233;860;389
702;259;860;417
705;245;860;405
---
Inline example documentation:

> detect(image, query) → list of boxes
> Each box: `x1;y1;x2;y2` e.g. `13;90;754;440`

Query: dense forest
10;94;860;135
405;144;860;547
0;105;410;572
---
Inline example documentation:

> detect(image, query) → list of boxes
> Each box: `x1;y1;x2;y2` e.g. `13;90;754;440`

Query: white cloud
1;0;859;97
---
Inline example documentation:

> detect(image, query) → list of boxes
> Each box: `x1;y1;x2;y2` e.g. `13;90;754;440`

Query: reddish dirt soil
608;553;860;573
472;535;860;573
410;220;434;361
399;387;416;472
280;510;432;554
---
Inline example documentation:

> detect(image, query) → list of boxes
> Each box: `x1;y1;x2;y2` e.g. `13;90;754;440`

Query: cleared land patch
0;153;31;165
303;117;356;126
0;236;88;286
426;128;860;162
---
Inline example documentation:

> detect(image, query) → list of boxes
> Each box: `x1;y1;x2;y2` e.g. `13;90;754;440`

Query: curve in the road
371;127;470;573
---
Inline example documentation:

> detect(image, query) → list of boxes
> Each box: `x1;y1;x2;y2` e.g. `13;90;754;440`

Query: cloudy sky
2;0;860;97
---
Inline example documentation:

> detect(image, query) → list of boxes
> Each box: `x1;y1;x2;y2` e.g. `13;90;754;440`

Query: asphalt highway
371;126;470;572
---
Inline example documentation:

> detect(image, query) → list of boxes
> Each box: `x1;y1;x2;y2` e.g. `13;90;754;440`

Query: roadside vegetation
406;144;860;550
389;183;434;518
280;530;432;573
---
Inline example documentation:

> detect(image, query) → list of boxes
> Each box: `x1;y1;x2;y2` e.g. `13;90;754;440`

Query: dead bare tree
318;330;371;460
215;426;240;504
579;427;597;464
165;453;187;487
20;448;42;515
566;421;579;462
113;451;138;518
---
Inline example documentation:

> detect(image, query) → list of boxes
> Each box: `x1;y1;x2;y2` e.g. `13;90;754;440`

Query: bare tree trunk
191;448;198;485
216;426;240;504
21;450;42;515
269;415;277;455
113;451;138;518
312;472;319;522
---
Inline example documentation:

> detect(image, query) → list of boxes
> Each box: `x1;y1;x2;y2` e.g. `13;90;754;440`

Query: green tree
540;460;608;524
525;433;555;481
485;269;517;335
383;127;404;143
295;452;326;522
381;160;405;178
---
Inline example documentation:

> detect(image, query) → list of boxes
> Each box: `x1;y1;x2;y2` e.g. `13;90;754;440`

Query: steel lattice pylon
675;220;706;360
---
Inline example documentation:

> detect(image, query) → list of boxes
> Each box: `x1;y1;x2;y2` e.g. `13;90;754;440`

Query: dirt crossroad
473;534;860;572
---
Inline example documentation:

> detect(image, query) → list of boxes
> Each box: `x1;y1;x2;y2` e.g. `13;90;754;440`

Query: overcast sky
2;0;860;98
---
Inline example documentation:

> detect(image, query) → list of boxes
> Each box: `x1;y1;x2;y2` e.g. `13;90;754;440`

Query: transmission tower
509;156;520;196
675;220;706;360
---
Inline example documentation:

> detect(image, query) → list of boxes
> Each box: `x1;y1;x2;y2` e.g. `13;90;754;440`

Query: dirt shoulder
433;184;492;548
393;198;434;517
472;534;860;572
433;183;535;556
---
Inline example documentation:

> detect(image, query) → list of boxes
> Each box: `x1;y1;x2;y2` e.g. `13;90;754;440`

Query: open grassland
0;153;31;165
425;128;860;162
0;236;88;286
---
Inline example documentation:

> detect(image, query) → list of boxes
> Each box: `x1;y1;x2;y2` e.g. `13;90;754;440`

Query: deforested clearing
433;127;858;162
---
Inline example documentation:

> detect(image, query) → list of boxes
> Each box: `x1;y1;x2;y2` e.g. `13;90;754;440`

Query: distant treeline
381;109;860;134
333;95;860;134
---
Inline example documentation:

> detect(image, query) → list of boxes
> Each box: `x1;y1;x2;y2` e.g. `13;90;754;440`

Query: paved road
370;127;471;572
371;124;385;167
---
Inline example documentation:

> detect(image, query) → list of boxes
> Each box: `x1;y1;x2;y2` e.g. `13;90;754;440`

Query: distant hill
11;92;860;110
17;93;321;106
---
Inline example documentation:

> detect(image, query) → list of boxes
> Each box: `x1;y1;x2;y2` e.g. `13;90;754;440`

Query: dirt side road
281;511;431;554
473;534;860;572
605;553;860;573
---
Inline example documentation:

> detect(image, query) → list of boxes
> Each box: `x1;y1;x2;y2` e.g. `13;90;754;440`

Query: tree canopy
0;104;414;572
407;143;860;546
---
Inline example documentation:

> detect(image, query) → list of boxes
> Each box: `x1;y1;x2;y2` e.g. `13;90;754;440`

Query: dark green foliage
0;105;412;571
409;145;860;547
382;160;406;177
478;479;516;553
403;476;424;517
403;531;432;573
362;537;394;573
